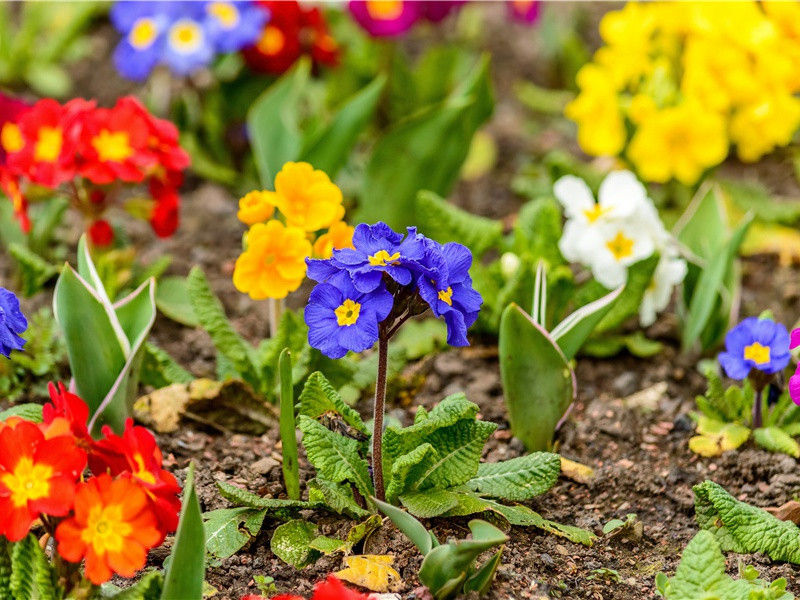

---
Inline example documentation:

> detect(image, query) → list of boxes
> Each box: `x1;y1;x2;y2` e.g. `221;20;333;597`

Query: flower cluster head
233;162;353;300
305;222;482;359
111;1;266;80
718;317;791;381
242;575;370;600
243;1;339;75
565;2;800;184
0;95;189;242
554;170;687;326
0;383;180;585
0;287;27;358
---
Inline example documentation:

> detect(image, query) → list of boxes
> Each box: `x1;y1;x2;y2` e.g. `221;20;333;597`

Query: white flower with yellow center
590;221;656;289
639;254;688;326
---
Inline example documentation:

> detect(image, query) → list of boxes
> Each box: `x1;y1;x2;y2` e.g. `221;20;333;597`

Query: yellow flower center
744;342;771;365
258;25;285;55
438;287;454;306
208;2;240;28
606;231;634;261
91;129;133;162
335;299;361;327
82;504;131;555
169;20;203;53
34;126;62;162
366;0;404;20
1;122;23;153
129;18;158;49
368;250;400;267
582;204;610;223
132;454;157;485
1;457;52;508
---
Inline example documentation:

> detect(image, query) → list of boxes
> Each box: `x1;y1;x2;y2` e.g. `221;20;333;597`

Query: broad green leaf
465;452;560;501
307;478;370;519
385;443;436;504
753;427;800;458
161;463;205;600
358;55;493;229
203;507;266;559
298;371;366;434
486;501;596;547
399;489;460;519
415;190;502;258
551;285;623;360
270;519;319;569
247;58;310;187
298;416;374;500
374;498;437;555
0;404;42;423
694;480;800;564
216;482;310;512
156;276;198;327
499;304;575;451
187;267;260;393
300;75;386;177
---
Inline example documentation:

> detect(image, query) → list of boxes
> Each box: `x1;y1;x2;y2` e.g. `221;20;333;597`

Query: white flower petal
598;170;647;219
553;175;596;219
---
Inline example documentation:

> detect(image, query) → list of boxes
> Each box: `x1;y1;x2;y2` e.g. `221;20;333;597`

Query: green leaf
512;197;564;268
400;489;461;519
140;343;194;389
753;427;800;457
161;463;205;600
374;498;437;555
385;443;436;504
298;416;374;500
393;319;448;360
107;570;164;599
204;507;267;559
307;478;370;519
10;535;35;600
486;501;596;547
590;254;660;334
550;285;623;361
0;540;11;599
156;276;198;327
187;267;260;393
682;215;752;351
688;416;750;457
463;549;503;596
499;304;575;451
693;480;800;563
247;58;310;187
298;372;367;434
31;536;58;600
0;404;42;423
8;243;58;297
465;452;561;501
279;349;300;500
216;481;310;512
358;55;493;229
270;520;319;568
414;190;502;258
300;75;386;177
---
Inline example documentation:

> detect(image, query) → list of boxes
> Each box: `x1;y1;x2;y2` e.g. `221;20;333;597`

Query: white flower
499;252;521;279
639;254;688;327
553;171;644;225
589;221;656;289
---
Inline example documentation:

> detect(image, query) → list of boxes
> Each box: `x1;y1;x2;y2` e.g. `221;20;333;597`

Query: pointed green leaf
374;498;437;555
465;452;561;501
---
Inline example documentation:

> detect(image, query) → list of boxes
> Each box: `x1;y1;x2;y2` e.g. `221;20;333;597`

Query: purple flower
348;1;421;37
718;317;790;380
507;0;540;25
422;1;467;22
203;1;267;53
789;328;800;406
0;288;27;358
415;239;482;346
304;279;393;359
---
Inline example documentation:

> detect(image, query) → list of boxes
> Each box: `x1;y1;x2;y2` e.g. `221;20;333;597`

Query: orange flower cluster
0;94;190;244
0;382;181;585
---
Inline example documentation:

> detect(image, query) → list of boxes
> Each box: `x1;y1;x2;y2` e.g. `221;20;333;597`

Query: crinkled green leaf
752;427;800;458
400;489;461;519
298;371;366;434
307;478;370;519
486;501;596;547
140;343;193;389
216;481;311;513
0;404;42;423
694;480;800;563
465;452;560;501
270;519;319;569
385;443;436;504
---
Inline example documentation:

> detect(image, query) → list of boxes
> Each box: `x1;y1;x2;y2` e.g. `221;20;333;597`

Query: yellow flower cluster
566;1;800;184
233;162;354;300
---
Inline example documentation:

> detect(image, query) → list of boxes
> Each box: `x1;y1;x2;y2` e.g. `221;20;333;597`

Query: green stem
278;348;300;500
372;327;389;501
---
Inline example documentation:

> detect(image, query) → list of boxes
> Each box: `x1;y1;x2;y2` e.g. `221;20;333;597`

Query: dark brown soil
4;3;800;600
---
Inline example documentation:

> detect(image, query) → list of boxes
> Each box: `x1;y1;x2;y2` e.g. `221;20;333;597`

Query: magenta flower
348;1;421;37
790;328;800;406
507;0;540;24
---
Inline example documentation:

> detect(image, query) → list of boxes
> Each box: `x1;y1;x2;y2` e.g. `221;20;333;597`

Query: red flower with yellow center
0;420;87;541
41;381;91;444
89;419;181;538
55;473;161;584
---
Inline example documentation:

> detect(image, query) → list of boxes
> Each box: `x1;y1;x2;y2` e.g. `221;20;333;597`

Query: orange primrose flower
237;190;276;225
0;420;87;541
55;473;161;584
233;219;312;299
271;162;344;232
313;220;355;258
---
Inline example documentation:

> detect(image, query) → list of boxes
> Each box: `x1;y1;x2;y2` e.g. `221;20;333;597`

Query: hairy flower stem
372;327;389;501
752;388;763;429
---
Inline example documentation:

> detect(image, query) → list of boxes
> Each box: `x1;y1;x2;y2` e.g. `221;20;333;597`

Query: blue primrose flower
0;288;27;358
305;222;483;358
304;279;393;359
718;316;790;380
204;1;267;52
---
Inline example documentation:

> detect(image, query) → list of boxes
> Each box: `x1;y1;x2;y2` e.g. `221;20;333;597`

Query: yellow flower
626;100;728;185
237;190;275;225
565;65;626;157
313;221;355;259
271;162;344;232
730;95;800;162
233;220;311;300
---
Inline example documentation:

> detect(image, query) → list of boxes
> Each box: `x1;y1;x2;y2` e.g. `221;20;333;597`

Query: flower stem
752;388;763;429
372;327;389;501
